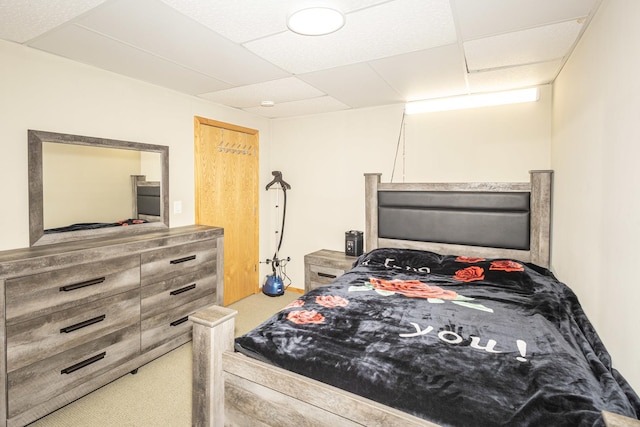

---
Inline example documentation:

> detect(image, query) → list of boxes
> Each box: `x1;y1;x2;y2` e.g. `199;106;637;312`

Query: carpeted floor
27;290;300;426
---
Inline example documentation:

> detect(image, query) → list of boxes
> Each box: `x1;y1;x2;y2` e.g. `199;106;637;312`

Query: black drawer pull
61;352;106;375
170;255;196;265
60;277;106;292
60;315;106;334
170;316;189;327
170;283;196;296
318;272;337;279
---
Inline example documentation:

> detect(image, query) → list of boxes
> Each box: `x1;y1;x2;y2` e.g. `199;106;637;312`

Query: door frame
194;116;260;304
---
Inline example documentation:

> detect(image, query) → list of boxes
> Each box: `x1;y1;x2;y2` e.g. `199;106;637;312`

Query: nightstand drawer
141;295;214;352
304;249;357;293
5;256;140;325
309;264;346;285
141;266;217;319
141;240;217;285
7;324;140;418
6;289;140;372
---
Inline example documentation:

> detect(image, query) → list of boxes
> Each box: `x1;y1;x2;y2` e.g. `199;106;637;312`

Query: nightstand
304;249;358;293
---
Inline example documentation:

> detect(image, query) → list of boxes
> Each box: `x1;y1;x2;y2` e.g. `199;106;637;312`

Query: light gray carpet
28;290;300;426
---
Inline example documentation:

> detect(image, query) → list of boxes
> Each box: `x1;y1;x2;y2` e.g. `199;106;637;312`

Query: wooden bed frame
131;174;162;222
190;170;638;427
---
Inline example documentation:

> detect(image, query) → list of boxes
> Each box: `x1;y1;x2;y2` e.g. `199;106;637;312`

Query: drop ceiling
0;0;602;119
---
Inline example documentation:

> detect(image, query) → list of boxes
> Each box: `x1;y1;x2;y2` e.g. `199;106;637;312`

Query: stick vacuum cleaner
263;171;291;297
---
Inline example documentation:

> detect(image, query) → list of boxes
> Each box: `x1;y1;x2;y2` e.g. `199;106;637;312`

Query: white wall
0;39;275;278
270;86;551;290
552;0;640;392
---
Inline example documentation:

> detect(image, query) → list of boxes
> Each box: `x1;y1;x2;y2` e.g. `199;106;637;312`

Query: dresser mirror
28;130;169;246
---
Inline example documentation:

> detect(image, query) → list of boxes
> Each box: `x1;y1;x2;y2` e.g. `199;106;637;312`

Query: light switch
173;201;182;214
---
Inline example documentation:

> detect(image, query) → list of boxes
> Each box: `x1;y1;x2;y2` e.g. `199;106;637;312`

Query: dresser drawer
7;324;140;418
141;239;217;286
6;289;140;372
141;295;214;352
141;266;217;319
5;255;140;325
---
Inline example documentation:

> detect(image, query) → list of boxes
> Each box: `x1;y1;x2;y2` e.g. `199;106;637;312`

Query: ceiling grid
0;0;602;118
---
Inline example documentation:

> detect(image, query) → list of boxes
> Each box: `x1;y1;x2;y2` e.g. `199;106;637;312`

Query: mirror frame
28;129;169;247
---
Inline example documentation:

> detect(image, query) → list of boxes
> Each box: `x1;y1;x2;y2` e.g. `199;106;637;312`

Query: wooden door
194;117;259;306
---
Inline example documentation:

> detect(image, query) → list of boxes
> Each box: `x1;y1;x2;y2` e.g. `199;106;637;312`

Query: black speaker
345;230;363;257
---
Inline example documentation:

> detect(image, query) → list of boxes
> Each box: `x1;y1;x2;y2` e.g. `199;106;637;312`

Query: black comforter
235;248;640;426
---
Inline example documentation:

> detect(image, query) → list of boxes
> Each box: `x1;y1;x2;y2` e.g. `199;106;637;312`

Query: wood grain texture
304;249;357;292
190;306;237;427
140;238;218;286
141;265;217;318
365;171;553;268
603;411;640;427
194;117;259;305
0;225;223;278
191;173;558;427
141;294;216;353
0;279;6;424
6;289;140;372
0;225;223;426
5;255;139;325
221;352;438;427
27;129;170;247
8;325;140;417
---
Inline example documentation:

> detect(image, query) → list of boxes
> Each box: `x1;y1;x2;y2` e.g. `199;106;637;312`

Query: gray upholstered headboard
364;171;553;268
132;175;161;220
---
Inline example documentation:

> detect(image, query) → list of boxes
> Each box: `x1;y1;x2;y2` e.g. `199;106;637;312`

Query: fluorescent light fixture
287;7;345;36
405;88;540;114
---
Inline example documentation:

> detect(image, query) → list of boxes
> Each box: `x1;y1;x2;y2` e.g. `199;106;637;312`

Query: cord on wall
390;112;406;183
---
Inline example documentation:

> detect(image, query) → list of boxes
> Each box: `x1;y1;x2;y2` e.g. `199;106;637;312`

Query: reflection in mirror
29;130;169;247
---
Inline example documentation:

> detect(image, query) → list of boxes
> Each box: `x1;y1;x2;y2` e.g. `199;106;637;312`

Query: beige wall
552;0;640;391
0;39;275;281
42;143;143;228
270;86;552;290
3;0;637;395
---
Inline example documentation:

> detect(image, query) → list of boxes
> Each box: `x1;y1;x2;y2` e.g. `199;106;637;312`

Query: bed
190;170;640;427
43;175;160;234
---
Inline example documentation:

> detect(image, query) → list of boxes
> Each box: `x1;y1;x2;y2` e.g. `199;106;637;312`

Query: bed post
529;170;553;268
190;306;237;427
364;173;381;252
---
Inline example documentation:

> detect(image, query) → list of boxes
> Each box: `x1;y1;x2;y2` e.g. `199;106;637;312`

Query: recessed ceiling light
261;100;275;107
287;7;345;36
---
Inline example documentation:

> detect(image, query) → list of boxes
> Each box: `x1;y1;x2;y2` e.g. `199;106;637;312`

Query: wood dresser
0;225;223;427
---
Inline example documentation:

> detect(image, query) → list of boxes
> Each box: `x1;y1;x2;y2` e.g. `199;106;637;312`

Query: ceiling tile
299;63;403;108
199;77;326;108
370;44;468;101
0;0;107;43
242;96;350;119
453;0;601;40
75;0;289;85
244;0;456;74
29;25;232;94
160;0;291;43
467;60;562;93
160;0;393;43
464;20;584;71
1;0;604;118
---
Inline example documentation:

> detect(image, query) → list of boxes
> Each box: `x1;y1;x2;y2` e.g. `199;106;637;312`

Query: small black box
345;230;363;257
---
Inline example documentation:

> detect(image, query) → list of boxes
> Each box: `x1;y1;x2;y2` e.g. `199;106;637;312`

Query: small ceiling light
261;100;275;107
287;7;345;36
405;88;540;114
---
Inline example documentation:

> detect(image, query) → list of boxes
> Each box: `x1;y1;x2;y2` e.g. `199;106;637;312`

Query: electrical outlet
173;200;182;214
